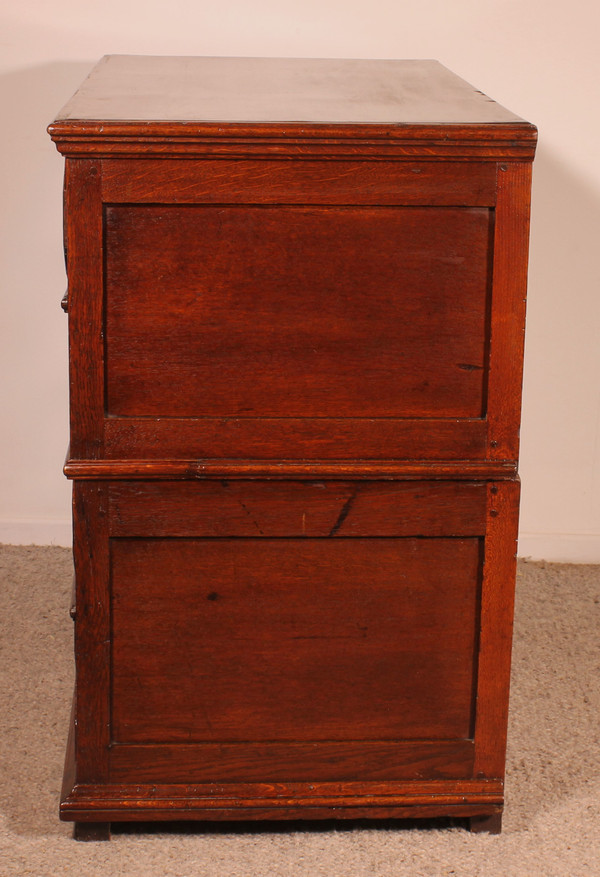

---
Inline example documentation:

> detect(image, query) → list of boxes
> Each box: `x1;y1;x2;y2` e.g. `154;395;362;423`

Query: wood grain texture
105;204;491;420
110;537;481;744
66;459;517;480
52;57;526;125
63;801;503;823
48;57;536;160
71;482;110;783
60;778;503;822
487;164;532;461
64;161;104;458
63;778;504;800
101;417;489;463
109;740;474;783
101;158;497;205
107;480;487;538
50;133;536;160
473;479;520;777
53;58;534;833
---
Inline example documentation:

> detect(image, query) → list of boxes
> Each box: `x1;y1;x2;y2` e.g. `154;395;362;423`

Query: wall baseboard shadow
0;519;71;547
518;533;600;563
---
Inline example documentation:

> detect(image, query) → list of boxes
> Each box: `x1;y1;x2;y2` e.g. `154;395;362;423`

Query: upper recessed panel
55;55;525;125
105;203;491;420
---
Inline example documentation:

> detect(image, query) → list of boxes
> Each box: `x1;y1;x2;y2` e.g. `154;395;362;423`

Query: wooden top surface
53;55;527;127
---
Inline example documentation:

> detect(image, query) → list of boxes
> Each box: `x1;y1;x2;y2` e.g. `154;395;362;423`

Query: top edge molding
48;123;537;161
48;56;536;160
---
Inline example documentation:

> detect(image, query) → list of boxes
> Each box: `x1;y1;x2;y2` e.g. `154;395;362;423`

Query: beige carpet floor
0;546;598;876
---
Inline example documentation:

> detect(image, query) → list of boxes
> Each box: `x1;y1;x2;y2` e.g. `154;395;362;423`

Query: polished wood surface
105;203;491;419
57;148;525;465
64;459;517;479
101;158;498;205
107;480;488;538
49;56;535;837
48;58;536;159
108;740;476;784
61;772;504;823
111;537;480;743
100;417;490;463
53;56;526;125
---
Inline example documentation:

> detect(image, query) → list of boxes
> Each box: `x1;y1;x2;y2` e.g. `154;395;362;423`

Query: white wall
1;1;599;560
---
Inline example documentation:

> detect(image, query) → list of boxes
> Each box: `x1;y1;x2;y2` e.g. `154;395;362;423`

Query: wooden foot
73;822;111;841
469;812;502;834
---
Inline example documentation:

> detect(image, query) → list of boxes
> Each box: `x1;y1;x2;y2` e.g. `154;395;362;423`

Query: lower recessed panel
110;535;481;781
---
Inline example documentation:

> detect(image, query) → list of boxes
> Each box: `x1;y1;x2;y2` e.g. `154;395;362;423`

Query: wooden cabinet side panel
59;133;531;825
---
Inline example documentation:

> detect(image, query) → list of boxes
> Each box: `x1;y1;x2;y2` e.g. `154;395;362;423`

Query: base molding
61;779;503;823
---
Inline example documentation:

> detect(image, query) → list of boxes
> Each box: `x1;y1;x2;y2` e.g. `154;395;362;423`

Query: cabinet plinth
49;56;535;838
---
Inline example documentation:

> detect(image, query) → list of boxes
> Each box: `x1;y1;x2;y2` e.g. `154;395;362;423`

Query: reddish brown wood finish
487;163;533;462
50;57;535;838
107;480;487;538
108;741;475;784
71;483;111;784
105;204;491;420
65;458;516;479
473;480;521;777
57;133;528;468
111;536;481;743
101;417;489;463
61;774;505;821
64;162;104;459
100;158;498;204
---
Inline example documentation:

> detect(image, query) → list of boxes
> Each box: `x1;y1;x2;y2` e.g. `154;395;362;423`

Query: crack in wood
329;489;358;536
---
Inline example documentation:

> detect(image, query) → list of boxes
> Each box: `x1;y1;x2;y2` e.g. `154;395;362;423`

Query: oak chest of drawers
49;56;536;839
